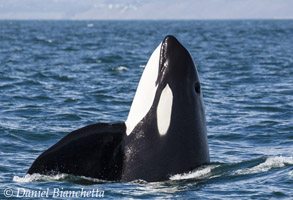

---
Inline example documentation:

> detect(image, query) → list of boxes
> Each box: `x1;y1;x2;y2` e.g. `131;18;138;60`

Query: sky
0;0;292;20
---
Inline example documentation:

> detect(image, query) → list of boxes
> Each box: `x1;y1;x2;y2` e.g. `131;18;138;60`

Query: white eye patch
156;84;173;136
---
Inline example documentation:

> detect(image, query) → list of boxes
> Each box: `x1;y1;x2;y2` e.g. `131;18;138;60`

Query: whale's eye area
194;82;201;93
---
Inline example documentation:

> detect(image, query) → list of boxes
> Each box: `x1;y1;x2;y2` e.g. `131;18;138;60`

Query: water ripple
0;20;292;199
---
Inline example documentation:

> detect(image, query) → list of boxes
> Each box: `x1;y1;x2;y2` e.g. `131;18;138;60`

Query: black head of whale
27;35;209;182
122;35;209;181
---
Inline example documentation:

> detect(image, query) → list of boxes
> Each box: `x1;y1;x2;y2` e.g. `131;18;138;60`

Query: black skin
27;123;125;181
27;35;209;182
122;35;209;181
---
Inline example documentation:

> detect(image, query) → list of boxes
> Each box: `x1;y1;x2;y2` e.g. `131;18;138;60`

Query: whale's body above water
28;35;210;182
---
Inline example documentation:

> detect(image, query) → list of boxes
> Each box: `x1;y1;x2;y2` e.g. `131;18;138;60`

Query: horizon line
1;18;293;21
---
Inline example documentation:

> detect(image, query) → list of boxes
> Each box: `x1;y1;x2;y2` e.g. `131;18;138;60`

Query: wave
13;173;67;182
169;156;293;181
12;156;292;184
34;36;53;44
13;173;109;184
169;165;218;181
233;156;293;175
112;66;128;71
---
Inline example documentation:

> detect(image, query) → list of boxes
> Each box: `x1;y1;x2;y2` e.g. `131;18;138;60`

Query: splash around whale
27;35;210;182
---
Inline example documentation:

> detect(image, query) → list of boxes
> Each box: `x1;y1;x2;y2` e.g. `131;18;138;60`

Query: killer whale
27;35;209;182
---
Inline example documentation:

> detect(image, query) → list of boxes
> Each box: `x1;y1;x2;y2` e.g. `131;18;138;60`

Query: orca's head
156;35;201;94
126;35;205;136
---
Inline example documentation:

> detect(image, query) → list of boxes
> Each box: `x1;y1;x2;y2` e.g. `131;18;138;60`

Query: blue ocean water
0;20;292;199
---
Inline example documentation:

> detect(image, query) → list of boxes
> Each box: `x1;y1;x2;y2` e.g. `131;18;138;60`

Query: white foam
113;66;128;71
13;173;108;183
234;156;293;175
169;165;217;181
157;84;173;136
125;43;161;135
13;173;68;182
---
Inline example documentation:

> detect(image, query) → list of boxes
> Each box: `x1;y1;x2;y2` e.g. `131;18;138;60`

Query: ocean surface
0;20;292;199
